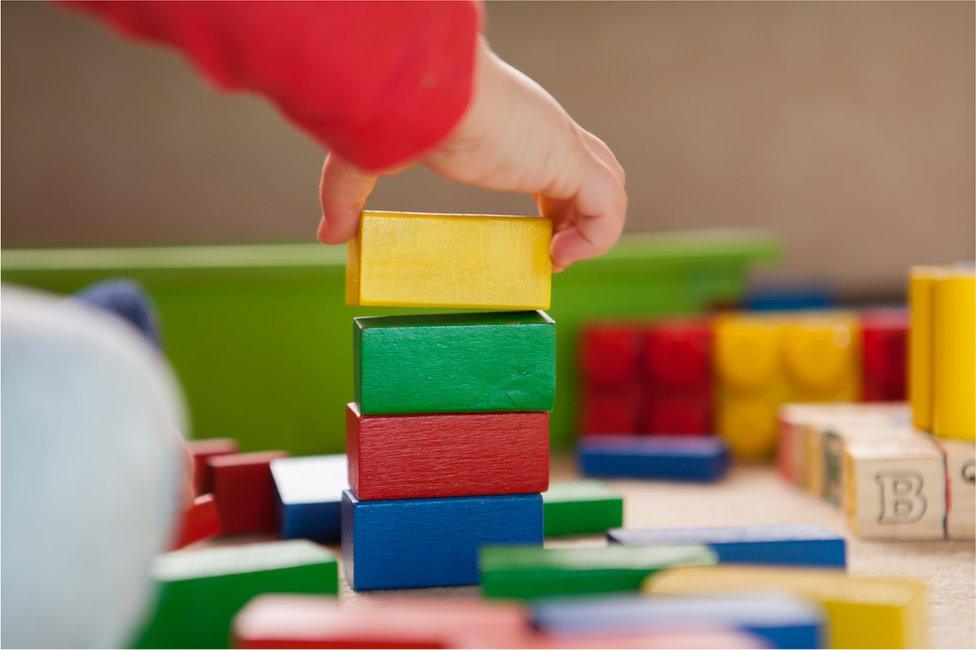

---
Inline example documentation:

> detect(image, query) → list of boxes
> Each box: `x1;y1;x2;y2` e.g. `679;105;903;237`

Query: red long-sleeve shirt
65;1;481;171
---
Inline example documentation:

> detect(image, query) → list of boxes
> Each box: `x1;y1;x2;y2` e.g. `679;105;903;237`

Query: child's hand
318;37;627;272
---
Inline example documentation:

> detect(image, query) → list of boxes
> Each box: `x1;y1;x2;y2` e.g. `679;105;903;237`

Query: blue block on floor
271;455;348;542
578;436;730;482
532;593;824;649
341;490;543;590
608;524;846;568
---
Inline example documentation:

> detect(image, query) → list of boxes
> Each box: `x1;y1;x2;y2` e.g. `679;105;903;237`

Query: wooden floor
339;457;976;649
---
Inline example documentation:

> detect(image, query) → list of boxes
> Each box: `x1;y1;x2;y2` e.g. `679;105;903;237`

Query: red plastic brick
210;450;287;535
645;394;711;435
861;309;908;402
188;438;239;495
580;390;643;435
171;494;219;549
580;324;643;392
644;319;712;391
346;403;549;500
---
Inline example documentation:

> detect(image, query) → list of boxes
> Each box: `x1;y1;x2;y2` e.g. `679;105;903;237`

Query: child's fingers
317;153;378;244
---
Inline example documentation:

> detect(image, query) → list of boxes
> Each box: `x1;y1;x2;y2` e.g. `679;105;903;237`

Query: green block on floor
543;480;624;537
479;544;715;601
135;540;338;649
354;311;555;415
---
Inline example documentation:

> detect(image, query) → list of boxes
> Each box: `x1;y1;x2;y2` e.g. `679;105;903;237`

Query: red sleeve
64;1;481;171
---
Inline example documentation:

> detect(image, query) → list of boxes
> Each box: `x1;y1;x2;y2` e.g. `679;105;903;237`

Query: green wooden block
543;480;624;537
135;540;337;649
479;544;715;600
355;311;556;415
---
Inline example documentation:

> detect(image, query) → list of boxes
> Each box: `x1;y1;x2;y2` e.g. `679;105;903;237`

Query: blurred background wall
3;1;973;298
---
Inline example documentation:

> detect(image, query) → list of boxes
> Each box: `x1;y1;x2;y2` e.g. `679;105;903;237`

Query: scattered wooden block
531;593;823;649
645;565;926;649
210;451;287;536
135;540;337;649
861;309;908;402
608;524;846;568
934;438;975;539
479;544;715;600
456;627;765;649
580;390;642;436
542;480;623;537
342;490;542;590
270;455;347;542
346;211;552;309
354;311;555;415
187;438;238;495
233;594;528;649
643;319;712;435
909;266;941;430
932;272;975;440
171;494;220;550
577;435;730;482
346;404;549;500
842;435;946;540
821;419;915;507
579;324;642;392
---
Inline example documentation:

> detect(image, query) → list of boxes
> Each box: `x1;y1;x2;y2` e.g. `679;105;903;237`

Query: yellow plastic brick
644;565;926;649
933;272;975;440
346;211;552;309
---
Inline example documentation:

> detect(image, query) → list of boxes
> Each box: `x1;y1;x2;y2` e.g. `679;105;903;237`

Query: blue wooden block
271;455;348;542
608;524;846;568
532;593;824;649
578;436;730;482
341;490;543;590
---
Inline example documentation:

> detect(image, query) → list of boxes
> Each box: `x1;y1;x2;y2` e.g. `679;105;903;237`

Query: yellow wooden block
346;211;552;309
644;565;927;649
842;434;946;540
909;266;942;431
932;272;975;441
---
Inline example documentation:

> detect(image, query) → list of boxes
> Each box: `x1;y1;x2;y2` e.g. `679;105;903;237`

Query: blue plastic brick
271;455;347;542
341;490;543;590
608;524;846;568
532;593;824;649
578;436;730;481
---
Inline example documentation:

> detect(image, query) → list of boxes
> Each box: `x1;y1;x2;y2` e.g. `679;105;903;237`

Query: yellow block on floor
346;211;552;309
932;272;975;441
644;565;926;649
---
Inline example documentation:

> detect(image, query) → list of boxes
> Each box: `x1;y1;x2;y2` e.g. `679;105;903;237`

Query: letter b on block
875;472;926;524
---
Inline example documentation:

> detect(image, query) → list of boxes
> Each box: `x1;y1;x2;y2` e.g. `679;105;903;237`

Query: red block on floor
188;438;239;495
580;390;643;436
580;324;643;392
346;403;549;500
861;309;908;402
210;450;287;535
171;494;219;549
233;594;528;649
643;319;712;435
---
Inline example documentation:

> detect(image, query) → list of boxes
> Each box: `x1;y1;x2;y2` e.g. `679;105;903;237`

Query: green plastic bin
1;231;778;452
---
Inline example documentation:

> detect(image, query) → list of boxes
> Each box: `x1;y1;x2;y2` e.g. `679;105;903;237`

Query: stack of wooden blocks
341;211;555;590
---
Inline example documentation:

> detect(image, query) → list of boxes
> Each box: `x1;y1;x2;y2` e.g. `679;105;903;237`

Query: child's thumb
318;153;378;244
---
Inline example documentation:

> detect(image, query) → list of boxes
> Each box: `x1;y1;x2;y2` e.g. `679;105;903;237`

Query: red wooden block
644;319;712;391
861;309;908;402
580;390;642;435
188;438;239;495
580;324;643;392
233;594;528;649
171;494;219;549
210;450;287;535
346;403;548;500
645;394;711;435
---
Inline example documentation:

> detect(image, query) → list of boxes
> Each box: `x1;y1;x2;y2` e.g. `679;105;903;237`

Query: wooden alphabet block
187;438;238;495
842;435;946;540
210;451;287;536
346;403;549;500
355;311;555;416
171;494;219;550
608;524;846;568
542;480;623;537
578;435;730;482
346;211;552;309
861;309;908;402
135;540;337;649
580;324;643;392
643;319;712;435
479;544;715;600
270;455;347;542
933;272;975;440
580;389;642;435
821;419;915;507
233;594;528;649
531;593;823;649
645;565;927;649
342;490;542;590
934;438;975;539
